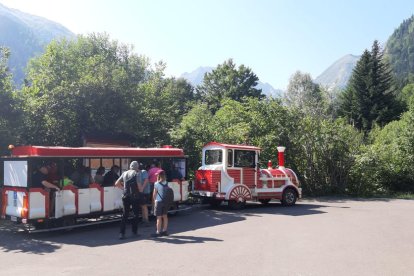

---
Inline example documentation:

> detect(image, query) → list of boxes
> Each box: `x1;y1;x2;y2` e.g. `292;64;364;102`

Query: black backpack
158;182;174;207
124;171;140;197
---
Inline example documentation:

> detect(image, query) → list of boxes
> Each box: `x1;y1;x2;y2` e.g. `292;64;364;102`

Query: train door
229;150;258;189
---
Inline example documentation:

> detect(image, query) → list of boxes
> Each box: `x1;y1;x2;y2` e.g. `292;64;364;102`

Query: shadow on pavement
0;201;328;253
304;196;399;203
151;235;223;244
0;221;61;254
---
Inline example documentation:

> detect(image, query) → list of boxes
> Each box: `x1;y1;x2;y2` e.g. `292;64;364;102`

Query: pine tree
339;41;400;131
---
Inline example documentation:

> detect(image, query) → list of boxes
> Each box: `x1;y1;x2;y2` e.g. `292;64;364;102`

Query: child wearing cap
151;170;169;237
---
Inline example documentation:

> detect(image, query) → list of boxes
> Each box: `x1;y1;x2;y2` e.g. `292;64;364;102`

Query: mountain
180;66;283;97
385;15;414;86
0;3;74;85
315;54;360;90
181;66;214;86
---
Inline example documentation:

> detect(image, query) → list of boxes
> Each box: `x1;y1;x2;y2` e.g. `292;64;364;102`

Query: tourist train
0;142;300;232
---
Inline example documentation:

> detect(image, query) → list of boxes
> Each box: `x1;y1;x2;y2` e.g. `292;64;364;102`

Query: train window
228;149;233;167
234;150;256;168
4;160;28;187
102;158;114;171
205;150;223;165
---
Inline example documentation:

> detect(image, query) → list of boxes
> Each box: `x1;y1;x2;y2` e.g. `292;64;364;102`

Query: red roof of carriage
203;142;261;151
10;145;185;158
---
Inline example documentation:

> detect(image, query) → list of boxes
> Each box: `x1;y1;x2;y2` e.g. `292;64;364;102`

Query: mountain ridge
0;3;74;85
315;54;360;90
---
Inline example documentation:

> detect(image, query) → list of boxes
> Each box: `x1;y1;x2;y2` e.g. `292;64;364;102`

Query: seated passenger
32;165;60;217
94;166;105;185
103;165;120;187
60;176;74;187
70;164;83;187
46;162;60;185
32;165;61;191
168;164;185;181
79;166;93;188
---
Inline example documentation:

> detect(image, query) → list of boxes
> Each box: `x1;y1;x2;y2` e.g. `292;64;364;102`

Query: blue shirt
141;170;150;194
154;181;168;202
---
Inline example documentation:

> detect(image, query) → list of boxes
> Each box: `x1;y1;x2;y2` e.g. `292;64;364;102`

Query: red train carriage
192;142;301;209
0;145;189;231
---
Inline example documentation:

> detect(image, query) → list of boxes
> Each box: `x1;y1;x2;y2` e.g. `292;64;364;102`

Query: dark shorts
154;201;168;216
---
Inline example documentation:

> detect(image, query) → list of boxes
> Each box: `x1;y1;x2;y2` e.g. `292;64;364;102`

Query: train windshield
205;150;223;165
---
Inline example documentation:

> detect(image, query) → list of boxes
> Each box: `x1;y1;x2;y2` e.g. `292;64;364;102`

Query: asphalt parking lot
1;198;413;276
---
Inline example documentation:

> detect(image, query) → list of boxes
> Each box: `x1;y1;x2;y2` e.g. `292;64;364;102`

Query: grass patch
388;192;414;199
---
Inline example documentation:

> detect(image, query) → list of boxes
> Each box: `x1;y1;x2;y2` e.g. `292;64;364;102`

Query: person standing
139;163;150;226
148;161;162;203
115;161;142;240
151;170;169;237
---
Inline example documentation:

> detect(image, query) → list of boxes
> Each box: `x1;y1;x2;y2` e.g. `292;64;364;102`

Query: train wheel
259;199;271;205
228;185;250;210
281;188;297;206
228;200;246;210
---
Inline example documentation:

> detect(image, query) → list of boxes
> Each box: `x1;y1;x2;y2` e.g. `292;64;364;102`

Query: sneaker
151;232;161;238
119;233;126;240
161;231;169;236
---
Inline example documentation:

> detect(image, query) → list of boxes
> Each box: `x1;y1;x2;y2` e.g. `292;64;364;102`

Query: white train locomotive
192;142;301;209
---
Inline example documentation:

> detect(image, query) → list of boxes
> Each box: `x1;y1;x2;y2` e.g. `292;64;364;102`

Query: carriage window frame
234;150;256;168
205;149;223;165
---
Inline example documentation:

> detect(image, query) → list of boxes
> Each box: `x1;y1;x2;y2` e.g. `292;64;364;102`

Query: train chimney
267;160;273;170
277;146;286;169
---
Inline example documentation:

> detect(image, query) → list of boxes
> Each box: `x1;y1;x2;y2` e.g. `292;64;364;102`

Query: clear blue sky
1;0;414;89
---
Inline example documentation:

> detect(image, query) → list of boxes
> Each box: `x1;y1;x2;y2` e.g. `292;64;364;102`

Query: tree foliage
196;59;263;112
20;33;194;147
339;41;400;131
0;47;21;154
284;71;327;117
349;98;414;194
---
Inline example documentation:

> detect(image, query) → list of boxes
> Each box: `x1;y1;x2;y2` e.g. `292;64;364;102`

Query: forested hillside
385;15;414;86
1;14;414;196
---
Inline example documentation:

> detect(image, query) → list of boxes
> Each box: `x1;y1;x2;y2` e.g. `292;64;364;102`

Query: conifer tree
339;41;400;131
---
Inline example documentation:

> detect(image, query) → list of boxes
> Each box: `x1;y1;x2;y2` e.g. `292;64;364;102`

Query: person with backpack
115;161;142;240
151;170;174;237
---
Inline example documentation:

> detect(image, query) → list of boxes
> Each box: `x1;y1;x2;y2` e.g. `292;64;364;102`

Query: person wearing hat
115;161;143;239
151;170;170;237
